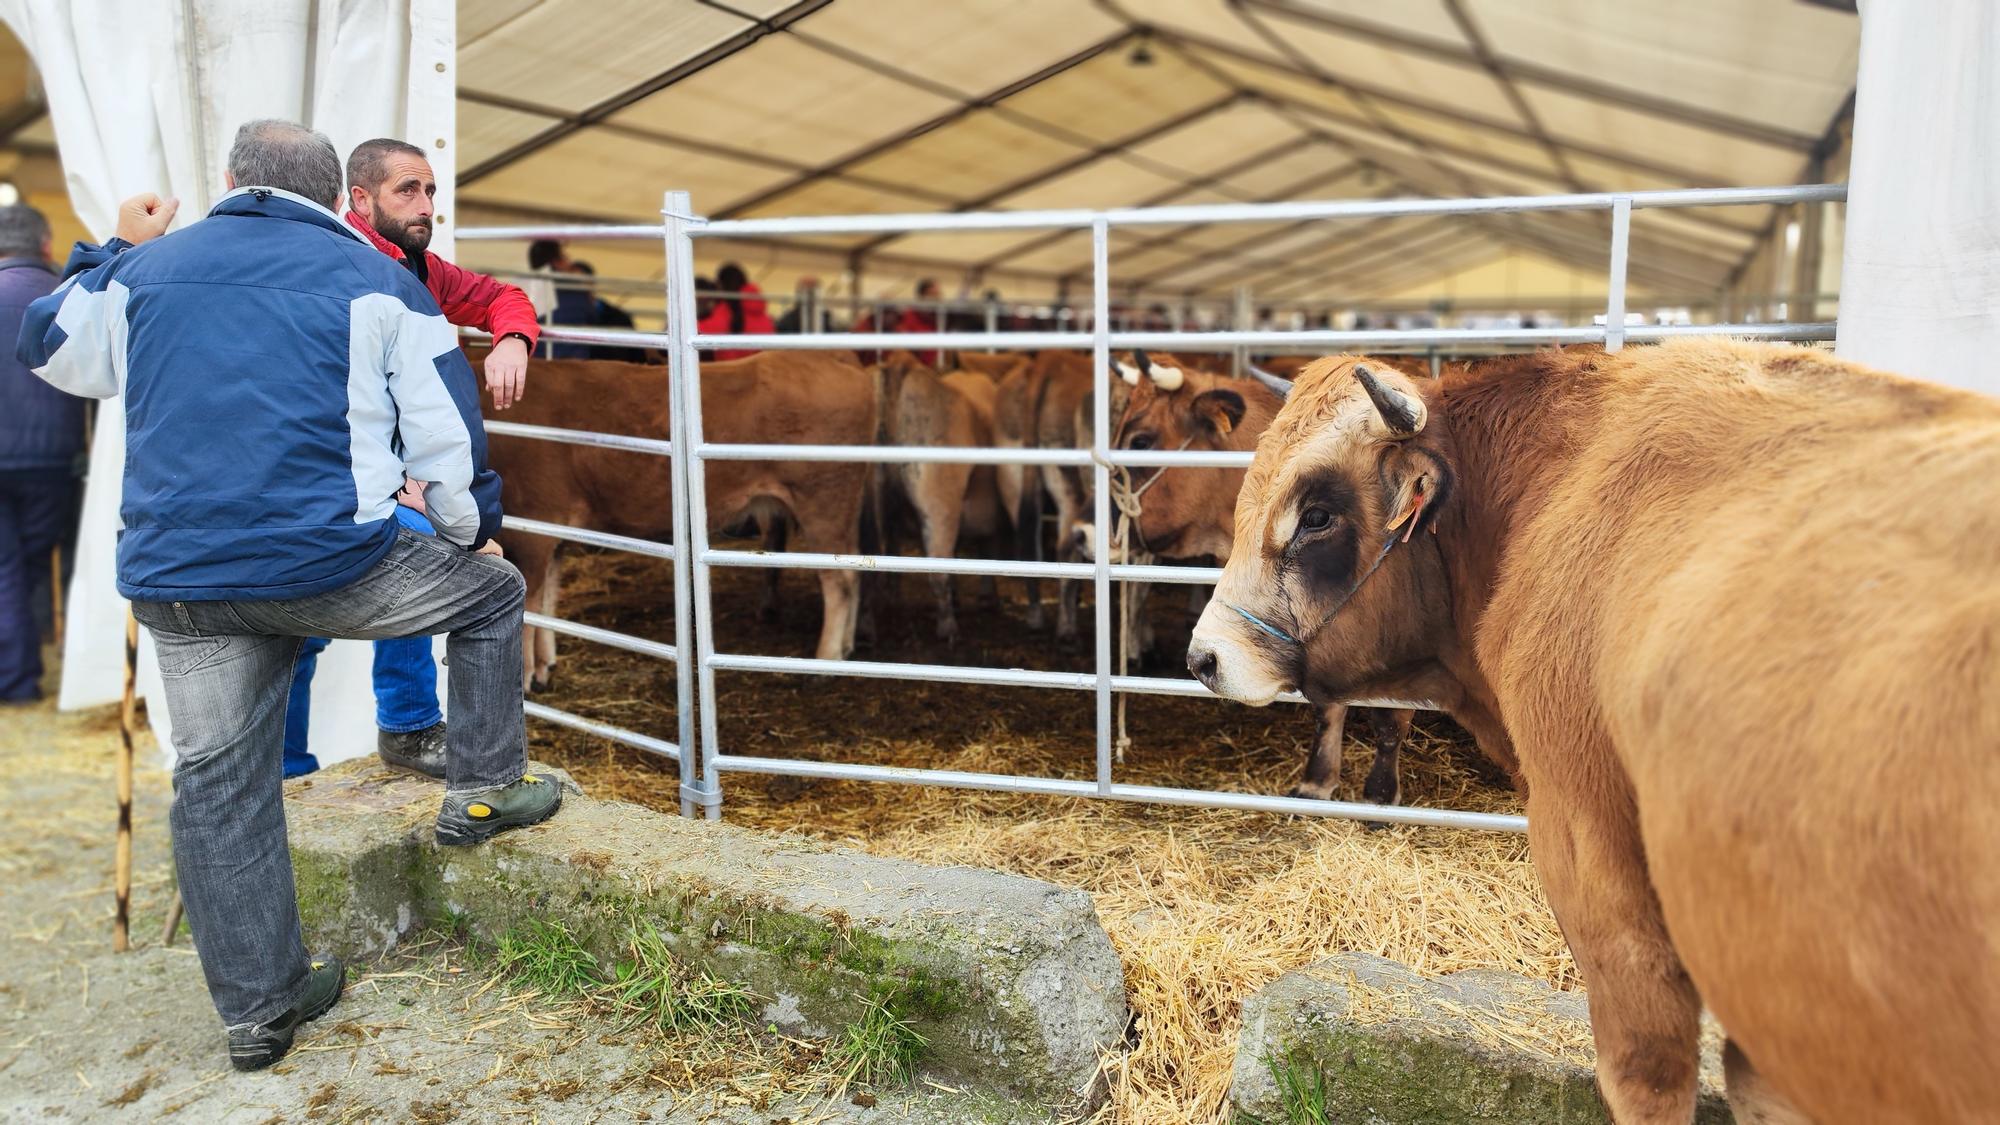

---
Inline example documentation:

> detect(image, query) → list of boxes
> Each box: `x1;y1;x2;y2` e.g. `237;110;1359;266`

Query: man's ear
347;184;370;217
224;170;236;191
1191;388;1246;436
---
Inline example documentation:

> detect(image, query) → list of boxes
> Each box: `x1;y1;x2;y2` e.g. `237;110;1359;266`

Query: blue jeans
0;475;72;701
134;527;527;1028
283;506;442;776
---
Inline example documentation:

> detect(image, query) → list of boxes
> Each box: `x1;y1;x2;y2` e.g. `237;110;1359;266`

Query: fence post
1605;195;1631;352
662;190;717;820
1090;218;1113;796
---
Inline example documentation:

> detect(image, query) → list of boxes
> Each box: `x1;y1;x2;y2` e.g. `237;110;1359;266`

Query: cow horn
1245;364;1292;400
1353;363;1425;439
1148;363;1184;391
1116;361;1142;385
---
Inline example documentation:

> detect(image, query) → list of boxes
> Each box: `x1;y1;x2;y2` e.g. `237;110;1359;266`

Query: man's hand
485;336;529;411
114;194;180;245
395;478;428;514
475;540;505;558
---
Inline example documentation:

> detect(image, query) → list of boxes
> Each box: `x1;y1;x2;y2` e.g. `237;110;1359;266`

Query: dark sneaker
227;954;345;1071
435;773;563;846
378;721;447;779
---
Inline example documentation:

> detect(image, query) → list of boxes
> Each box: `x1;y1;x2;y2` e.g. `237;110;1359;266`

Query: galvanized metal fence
460;181;1847;835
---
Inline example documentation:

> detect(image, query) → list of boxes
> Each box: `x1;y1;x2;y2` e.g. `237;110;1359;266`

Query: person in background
774;276;830;334
279;137;543;780
566;261;641;361
524;239;592;360
698;261;774;360
19;119;560;1071
0;203;70;703
895;277;942;366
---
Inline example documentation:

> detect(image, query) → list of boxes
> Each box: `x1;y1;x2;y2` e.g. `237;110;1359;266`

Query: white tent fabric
1835;0;2000;395
0;0;457;767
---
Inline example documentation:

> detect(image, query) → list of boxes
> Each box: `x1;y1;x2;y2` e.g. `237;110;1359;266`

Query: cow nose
1188;644;1219;691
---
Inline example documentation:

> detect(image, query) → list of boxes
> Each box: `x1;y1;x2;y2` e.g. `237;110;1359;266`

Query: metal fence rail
460;180;1848;837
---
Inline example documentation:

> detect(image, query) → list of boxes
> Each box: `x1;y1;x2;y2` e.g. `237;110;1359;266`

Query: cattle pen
458;180;1844;833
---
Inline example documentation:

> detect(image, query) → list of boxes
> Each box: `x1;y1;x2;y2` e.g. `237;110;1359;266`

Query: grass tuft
608;923;759;1033
834;984;929;1088
490;919;602;996
1239;1050;1332;1125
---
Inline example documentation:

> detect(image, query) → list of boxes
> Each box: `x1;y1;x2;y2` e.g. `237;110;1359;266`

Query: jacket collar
209;186;368;243
0;255;53;274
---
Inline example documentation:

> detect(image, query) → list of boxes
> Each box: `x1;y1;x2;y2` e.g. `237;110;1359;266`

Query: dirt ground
0;654;1029;1124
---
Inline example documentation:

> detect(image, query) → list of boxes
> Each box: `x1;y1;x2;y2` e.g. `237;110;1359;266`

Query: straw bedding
524;546;1573;1122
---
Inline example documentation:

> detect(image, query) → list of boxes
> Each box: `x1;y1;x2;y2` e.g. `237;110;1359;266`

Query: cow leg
1724;1038;1815;1125
914;463;969;645
794;471;867;661
757;516;788;624
1288;703;1347;801
1358;707;1415;807
507;535;560;693
1049;468;1085;644
1012;469;1045;631
1526;747;1702;1124
534;552;563;691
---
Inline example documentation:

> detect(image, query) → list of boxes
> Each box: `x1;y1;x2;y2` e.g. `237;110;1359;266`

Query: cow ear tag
1385;478;1428;542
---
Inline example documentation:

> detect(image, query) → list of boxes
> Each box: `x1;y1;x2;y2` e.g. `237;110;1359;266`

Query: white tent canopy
0;0;455;768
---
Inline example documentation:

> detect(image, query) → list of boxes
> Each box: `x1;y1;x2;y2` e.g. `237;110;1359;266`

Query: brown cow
1107;354;1429;806
994;350;1095;637
1189;341;2000;1123
868;353;997;642
487;351;875;686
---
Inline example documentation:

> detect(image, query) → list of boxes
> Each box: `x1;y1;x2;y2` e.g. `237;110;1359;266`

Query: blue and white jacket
16;187;501;602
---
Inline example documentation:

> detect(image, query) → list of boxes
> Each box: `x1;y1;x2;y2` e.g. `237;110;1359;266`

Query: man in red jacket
344;139;538;408
282;138;545;782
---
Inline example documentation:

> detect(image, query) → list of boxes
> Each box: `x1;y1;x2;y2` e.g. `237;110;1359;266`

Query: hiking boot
227;954;345;1071
378;720;447;779
435;772;563;846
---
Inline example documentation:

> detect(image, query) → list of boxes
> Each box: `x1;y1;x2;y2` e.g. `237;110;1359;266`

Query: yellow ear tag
467;803;493;819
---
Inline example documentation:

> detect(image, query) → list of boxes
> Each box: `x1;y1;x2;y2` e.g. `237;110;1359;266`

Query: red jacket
697;282;776;360
344;211;540;348
895;306;938;365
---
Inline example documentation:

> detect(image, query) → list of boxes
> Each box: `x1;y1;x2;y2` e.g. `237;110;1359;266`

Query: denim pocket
152;634;228;677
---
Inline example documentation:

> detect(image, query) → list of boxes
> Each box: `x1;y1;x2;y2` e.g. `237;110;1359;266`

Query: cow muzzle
1187;598;1292;706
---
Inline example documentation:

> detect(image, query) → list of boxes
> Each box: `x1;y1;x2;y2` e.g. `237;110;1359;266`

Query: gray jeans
133;528;527;1029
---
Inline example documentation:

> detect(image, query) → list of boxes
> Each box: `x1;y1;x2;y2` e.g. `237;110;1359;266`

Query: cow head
1186;356;1454;706
1108;352;1285;560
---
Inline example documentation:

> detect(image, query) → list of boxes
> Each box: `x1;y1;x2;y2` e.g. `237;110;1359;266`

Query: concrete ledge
1230;953;1731;1124
285;759;1127;1114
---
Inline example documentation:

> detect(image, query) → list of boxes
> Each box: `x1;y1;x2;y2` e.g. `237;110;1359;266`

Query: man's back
0;255;69;475
20;187;500;601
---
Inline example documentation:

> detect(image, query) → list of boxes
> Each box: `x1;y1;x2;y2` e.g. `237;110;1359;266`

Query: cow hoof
1024;607;1045;631
529;673;554;694
1285;783;1335;802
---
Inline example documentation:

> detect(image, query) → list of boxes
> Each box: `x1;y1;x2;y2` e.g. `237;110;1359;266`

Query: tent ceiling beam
1239;0;1819;152
849;93;1244;259
972;136;1319;273
706;27;1140;220
1436;0;1587;193
455;89;961;208
458;0;835;186
1140;19;1776;192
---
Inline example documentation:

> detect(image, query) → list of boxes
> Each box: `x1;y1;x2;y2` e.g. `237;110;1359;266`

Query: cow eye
1126;432;1156;451
1300;507;1332;531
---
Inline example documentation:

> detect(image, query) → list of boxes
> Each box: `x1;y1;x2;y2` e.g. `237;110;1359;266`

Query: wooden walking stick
50;545;63;650
115;610;136;952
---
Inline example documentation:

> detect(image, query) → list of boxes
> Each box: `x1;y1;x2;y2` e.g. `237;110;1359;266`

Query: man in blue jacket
17;120;562;1071
0;203;72;702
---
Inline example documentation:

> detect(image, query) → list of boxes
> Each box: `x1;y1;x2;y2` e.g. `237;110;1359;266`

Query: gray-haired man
16;120;560;1069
